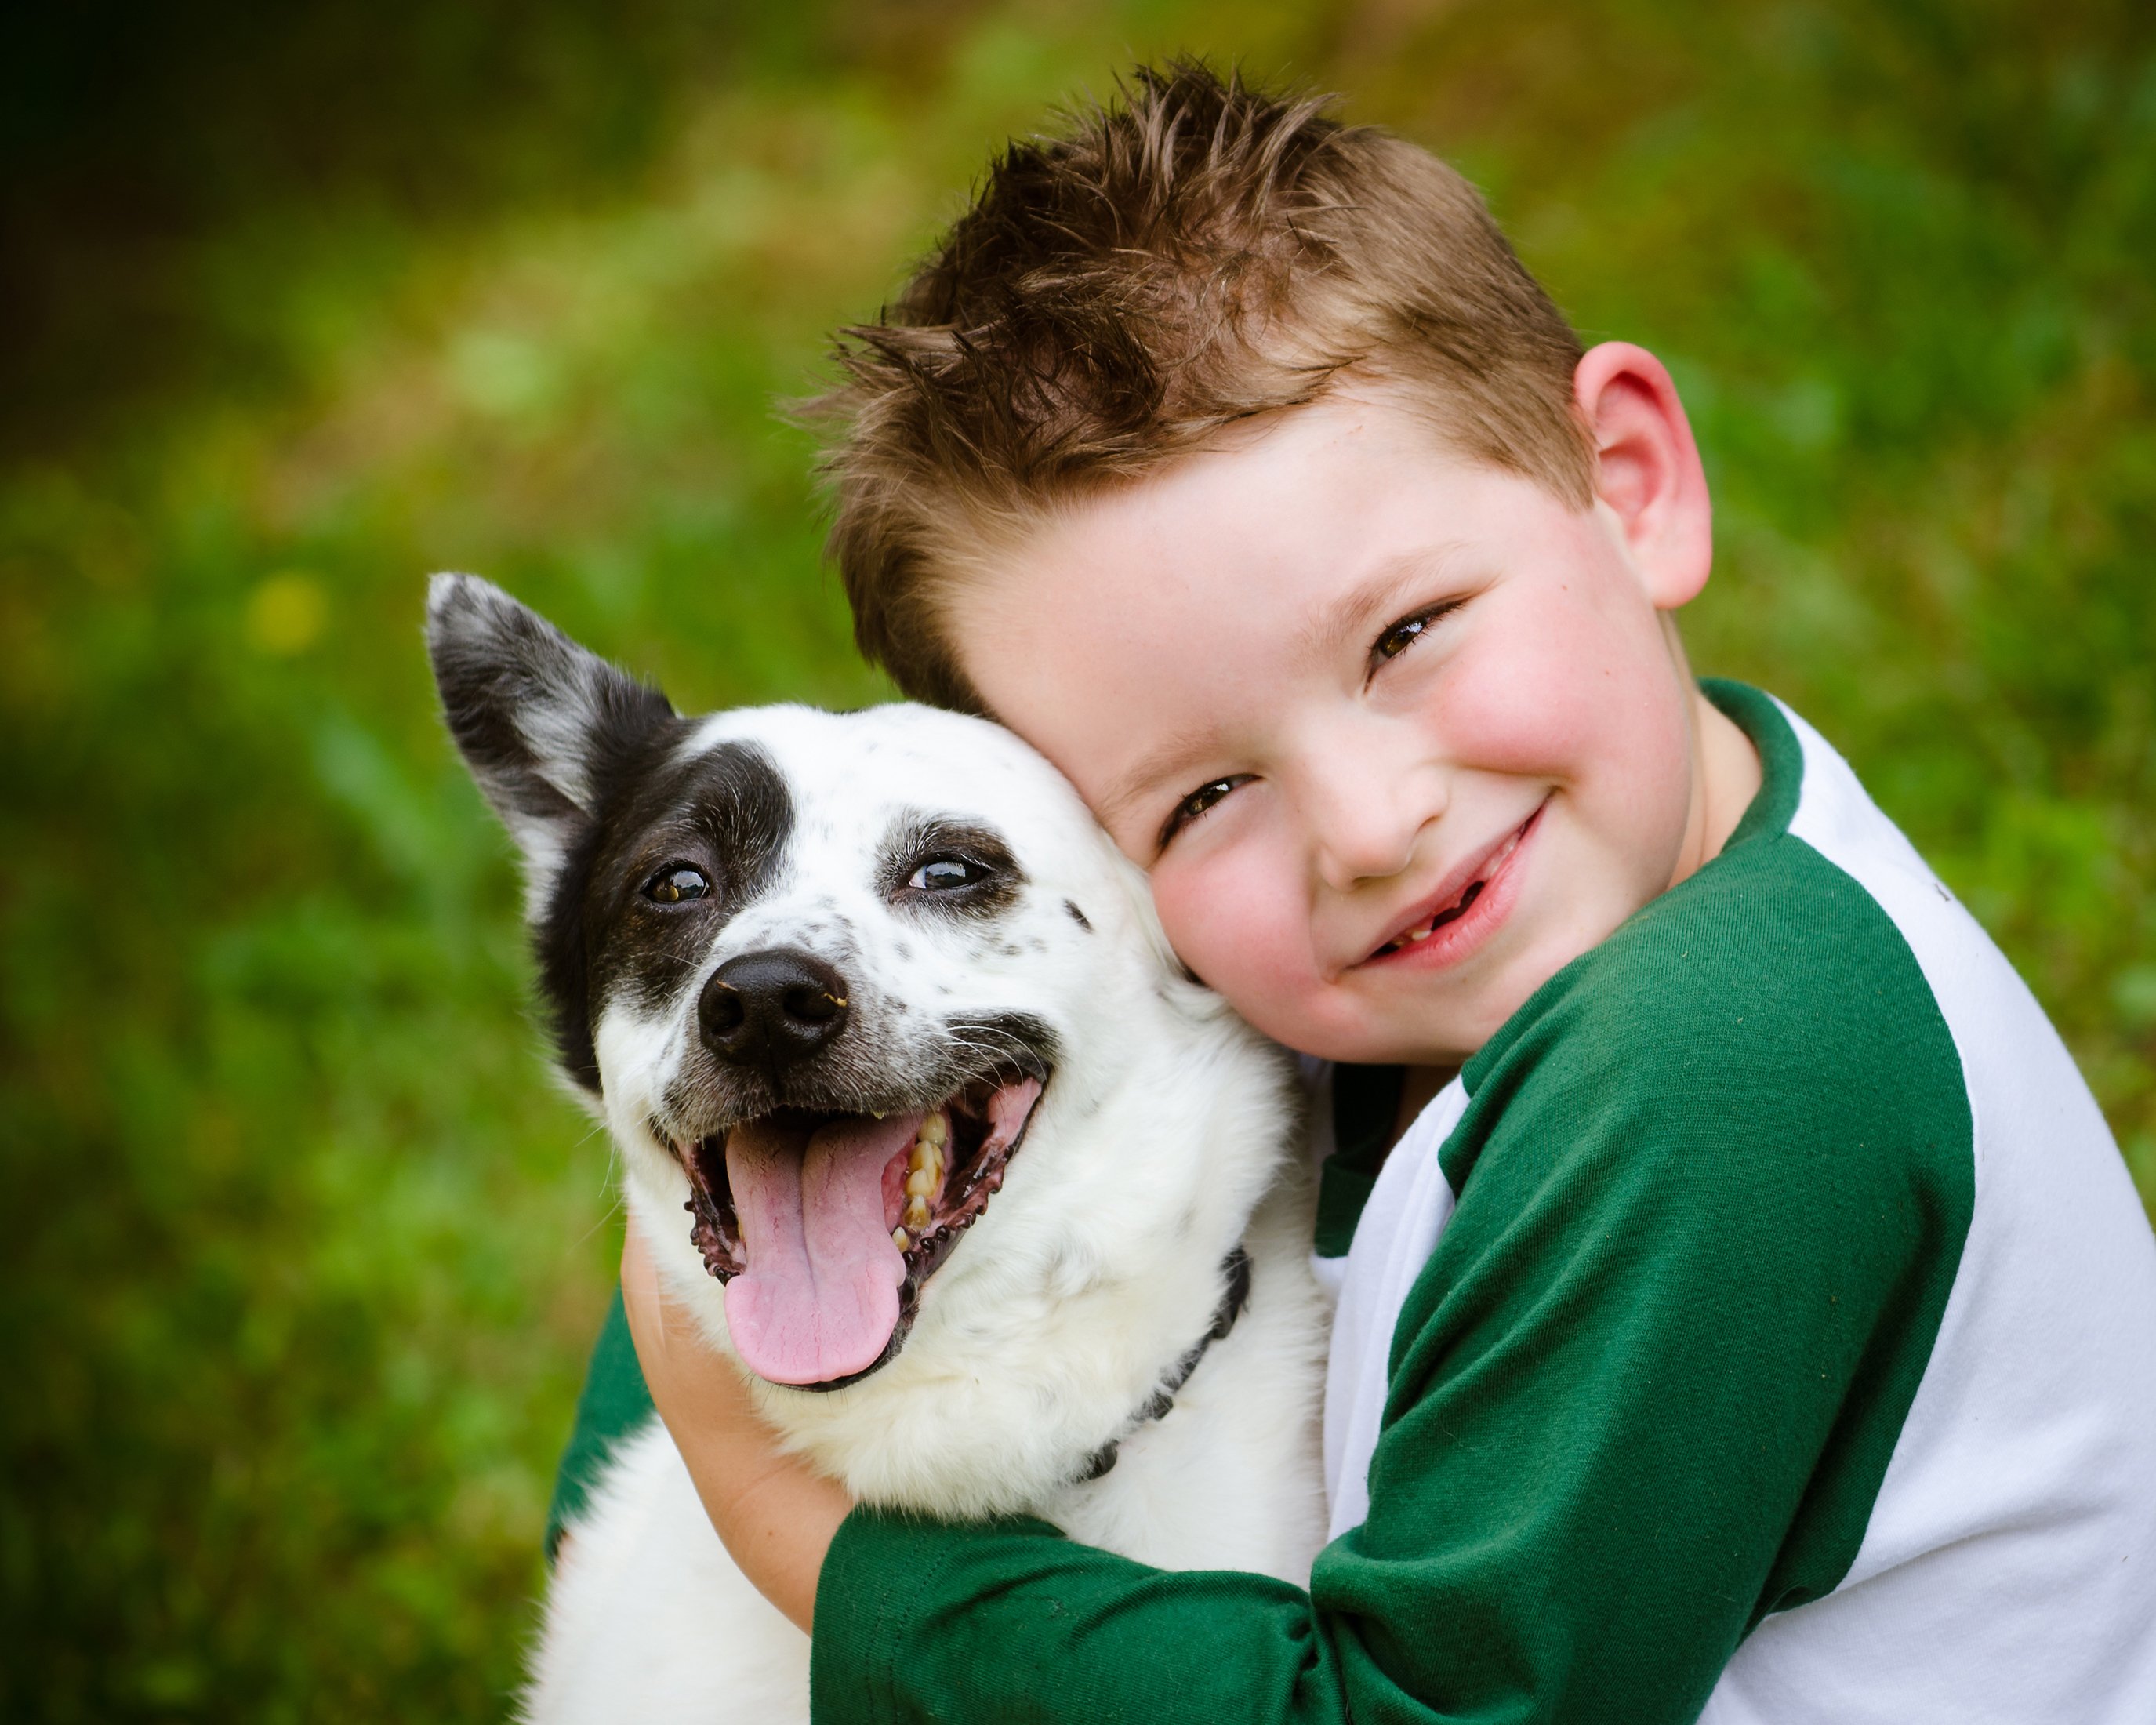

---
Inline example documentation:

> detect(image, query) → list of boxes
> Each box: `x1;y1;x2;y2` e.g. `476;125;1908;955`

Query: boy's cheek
1152;855;1309;1006
1444;602;1690;816
1439;596;1627;768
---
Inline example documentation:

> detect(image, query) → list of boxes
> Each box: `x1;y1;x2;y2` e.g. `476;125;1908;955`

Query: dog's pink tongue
723;1113;917;1385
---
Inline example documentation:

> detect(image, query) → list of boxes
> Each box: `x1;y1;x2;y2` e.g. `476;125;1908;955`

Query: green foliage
2;1;2150;1715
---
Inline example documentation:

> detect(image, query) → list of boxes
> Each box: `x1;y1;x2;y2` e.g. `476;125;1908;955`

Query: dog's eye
907;855;990;892
644;865;711;905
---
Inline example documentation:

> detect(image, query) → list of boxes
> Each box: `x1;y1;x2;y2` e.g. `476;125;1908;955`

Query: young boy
579;63;2156;1722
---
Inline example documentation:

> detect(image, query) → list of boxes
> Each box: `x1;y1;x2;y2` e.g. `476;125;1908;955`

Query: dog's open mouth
669;1073;1045;1389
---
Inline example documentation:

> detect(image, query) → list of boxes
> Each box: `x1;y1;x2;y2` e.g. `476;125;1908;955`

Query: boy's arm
631;1051;1966;1723
633;1078;1958;1725
630;850;1971;1725
621;1222;848;1631
793;917;1973;1725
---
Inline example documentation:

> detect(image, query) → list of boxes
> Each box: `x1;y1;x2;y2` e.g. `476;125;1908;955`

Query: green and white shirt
807;681;2156;1723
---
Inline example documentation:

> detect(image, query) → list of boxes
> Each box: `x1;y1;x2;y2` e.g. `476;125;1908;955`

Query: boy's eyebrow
1095;726;1220;833
1298;544;1470;657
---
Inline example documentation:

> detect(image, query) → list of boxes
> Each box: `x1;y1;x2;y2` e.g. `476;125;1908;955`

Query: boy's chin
1287;1004;1486;1074
1319;953;1556;1070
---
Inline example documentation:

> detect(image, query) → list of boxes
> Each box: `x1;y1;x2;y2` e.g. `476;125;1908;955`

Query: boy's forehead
956;392;1555;821
976;394;1500;630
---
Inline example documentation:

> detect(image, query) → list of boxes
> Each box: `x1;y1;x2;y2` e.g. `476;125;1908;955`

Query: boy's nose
1294;728;1449;888
1315;819;1417;891
1308;769;1439;892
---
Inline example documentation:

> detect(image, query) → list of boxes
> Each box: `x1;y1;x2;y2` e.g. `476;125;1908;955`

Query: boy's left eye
907;855;991;892
1375;618;1425;659
1371;601;1461;665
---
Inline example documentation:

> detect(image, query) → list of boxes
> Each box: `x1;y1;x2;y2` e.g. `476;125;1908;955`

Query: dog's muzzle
661;951;1053;1393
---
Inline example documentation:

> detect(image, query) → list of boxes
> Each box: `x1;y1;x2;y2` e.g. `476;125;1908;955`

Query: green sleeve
809;836;1973;1725
545;1285;655;1561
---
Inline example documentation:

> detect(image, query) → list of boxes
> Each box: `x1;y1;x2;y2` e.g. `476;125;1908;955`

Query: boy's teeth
1437;879;1486;927
1375;817;1530;957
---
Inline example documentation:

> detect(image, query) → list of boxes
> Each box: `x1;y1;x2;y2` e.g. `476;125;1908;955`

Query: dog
425;574;1329;1723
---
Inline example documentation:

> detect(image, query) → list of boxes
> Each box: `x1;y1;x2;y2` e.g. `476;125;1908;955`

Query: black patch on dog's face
1063;899;1091;932
542;740;796;1089
879;815;1025;921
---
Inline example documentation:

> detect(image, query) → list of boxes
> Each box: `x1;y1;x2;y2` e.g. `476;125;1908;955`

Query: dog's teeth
907;1131;942;1200
904;1195;931;1231
891;1226;910;1252
920;1115;947;1149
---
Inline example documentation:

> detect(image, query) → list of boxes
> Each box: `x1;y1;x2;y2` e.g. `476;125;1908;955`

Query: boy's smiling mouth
1363;800;1549;967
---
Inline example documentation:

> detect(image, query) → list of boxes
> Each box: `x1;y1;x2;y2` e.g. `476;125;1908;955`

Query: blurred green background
2;0;2151;1715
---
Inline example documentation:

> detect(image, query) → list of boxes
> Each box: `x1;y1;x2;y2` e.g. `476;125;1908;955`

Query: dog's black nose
699;950;851;1073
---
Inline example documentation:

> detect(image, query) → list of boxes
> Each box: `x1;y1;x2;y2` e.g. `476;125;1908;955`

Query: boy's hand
619;1218;853;1632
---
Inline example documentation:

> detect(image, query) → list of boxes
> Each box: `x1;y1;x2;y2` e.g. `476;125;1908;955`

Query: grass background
2;0;2151;1716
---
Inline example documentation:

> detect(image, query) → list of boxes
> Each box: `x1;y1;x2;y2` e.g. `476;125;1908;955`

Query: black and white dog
426;576;1327;1723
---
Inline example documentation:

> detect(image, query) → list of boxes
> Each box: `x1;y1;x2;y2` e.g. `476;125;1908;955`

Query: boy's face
953;383;1724;1068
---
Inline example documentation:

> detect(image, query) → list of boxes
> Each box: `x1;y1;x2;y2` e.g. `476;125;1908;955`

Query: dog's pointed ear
425;572;677;888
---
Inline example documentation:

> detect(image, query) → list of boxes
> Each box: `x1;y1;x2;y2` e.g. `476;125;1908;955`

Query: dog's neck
1074;1243;1253;1484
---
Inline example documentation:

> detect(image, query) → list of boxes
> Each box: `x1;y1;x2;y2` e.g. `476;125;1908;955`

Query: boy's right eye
1159;775;1253;850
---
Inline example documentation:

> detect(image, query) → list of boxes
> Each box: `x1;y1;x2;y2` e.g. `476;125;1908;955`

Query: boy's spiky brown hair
813;59;1594;711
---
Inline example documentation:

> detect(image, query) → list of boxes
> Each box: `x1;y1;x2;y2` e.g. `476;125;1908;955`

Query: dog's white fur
424;579;1327;1724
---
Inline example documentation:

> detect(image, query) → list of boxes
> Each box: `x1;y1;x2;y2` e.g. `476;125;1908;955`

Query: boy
578;63;2156;1722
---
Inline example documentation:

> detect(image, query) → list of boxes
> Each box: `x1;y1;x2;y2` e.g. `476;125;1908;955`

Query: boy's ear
1573;342;1713;610
424;572;677;893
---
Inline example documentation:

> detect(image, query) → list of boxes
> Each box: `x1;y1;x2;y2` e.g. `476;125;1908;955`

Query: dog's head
427;574;1193;1393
